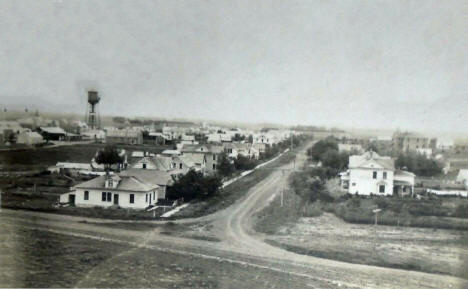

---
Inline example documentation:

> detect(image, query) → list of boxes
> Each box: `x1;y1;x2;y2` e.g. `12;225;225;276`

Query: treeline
395;153;442;177
307;137;350;176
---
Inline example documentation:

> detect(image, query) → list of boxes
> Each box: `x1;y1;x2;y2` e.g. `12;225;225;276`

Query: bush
216;152;235;178
395;153;442;177
453;204;468;218
167;170;222;201
374;197;389;209
234;155;257;171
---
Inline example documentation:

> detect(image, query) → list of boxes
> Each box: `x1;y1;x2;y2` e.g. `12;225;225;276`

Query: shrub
167;170;222;201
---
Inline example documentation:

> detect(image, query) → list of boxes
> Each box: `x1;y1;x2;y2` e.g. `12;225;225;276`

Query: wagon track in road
1;141;467;288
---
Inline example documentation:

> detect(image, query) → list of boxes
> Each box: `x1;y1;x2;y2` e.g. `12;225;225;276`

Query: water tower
86;90;100;129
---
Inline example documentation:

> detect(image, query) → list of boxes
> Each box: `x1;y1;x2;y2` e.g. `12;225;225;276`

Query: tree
232;133;245;142
308;137;338;161
216;152;235;177
395;152;442;177
234;155;257;171
167;170;222;201
95;145;123;171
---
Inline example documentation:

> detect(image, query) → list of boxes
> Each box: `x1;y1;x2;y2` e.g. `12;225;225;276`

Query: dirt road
1;141;466;288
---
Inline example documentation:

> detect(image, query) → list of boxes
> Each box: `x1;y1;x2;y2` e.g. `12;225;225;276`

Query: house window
143;163;147;169
383;172;387;179
403;187;407;192
108;179;113;188
106;192;112;202
145;194;148;203
153;191;156;201
379;185;385;193
102;192;106;201
84;191;89;200
179;163;183;169
129;194;134;204
213;154;216;161
213;164;216;170
352;183;356;186
373;171;377;179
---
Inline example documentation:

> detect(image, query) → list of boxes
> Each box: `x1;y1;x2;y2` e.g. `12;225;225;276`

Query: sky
0;0;467;134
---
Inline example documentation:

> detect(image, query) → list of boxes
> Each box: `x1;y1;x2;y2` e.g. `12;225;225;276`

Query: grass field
0;143;171;171
253;173;468;277
264;213;468;278
0;223;316;288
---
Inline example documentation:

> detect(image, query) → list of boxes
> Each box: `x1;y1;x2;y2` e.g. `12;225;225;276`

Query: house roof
349;151;395;170
131;155;173;171
395;170;416;177
74;174;158;192
120;169;174;187
181;144;223;154
56;162;92;170
457;169;468;181
39;126;66;135
161;150;181;155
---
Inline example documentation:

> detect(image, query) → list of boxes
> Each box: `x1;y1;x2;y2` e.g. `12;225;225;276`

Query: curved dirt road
1;142;466;288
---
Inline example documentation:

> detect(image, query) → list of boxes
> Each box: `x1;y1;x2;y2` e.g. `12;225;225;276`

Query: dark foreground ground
0;218;333;289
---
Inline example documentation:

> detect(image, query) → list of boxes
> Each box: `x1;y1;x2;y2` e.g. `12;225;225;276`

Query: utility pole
372;208;381;253
281;170;284;207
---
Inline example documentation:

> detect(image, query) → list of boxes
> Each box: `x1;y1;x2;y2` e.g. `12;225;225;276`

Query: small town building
38;126;67;141
340;151;415;196
338;143;364;154
392;131;437;153
181;144;223;174
66;169;173;209
106;129;143;145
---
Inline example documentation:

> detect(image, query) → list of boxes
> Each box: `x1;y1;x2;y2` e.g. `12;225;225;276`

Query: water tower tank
88;91;100;105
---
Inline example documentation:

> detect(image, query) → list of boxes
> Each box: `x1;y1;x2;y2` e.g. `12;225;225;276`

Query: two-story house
181;144;223;175
340;151;415;196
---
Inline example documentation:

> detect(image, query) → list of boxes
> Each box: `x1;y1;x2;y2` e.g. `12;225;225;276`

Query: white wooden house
64;170;173;209
340;151;415;196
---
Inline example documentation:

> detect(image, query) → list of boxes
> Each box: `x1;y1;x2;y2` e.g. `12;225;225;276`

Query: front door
114;194;119;205
69;194;75;206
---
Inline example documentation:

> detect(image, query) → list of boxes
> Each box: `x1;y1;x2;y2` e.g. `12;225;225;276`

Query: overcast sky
0;0;467;133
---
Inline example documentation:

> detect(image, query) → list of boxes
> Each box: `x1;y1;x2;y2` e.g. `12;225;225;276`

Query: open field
254;184;468;277
0;219;332;289
265;213;468;278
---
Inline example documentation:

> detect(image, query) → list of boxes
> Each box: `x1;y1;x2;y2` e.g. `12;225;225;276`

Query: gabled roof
161;150;181;156
181;144;223;154
39;126;66;134
395;170;416;177
349;151;395;170
120;169;174;187
131;155;173;171
74;174;158;192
